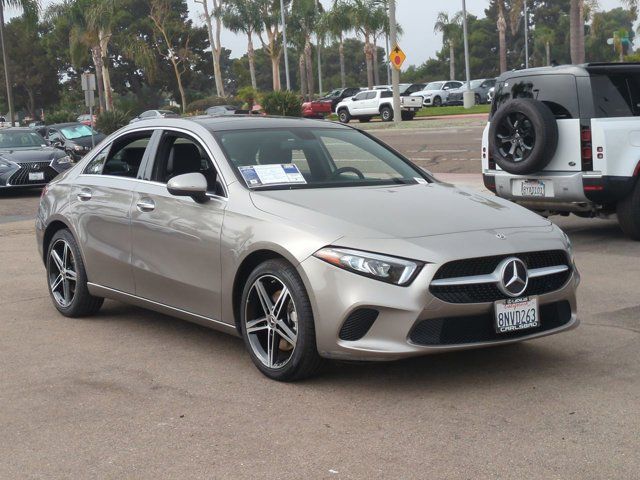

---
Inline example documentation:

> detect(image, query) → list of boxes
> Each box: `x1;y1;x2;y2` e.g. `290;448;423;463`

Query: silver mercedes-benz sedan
36;116;579;381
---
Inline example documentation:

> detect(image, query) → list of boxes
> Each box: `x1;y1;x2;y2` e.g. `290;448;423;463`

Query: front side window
83;132;152;177
353;92;368;101
151;132;220;194
215;127;428;190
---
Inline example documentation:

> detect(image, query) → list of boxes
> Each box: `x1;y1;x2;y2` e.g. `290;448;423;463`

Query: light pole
280;0;291;90
0;3;14;125
388;0;401;125
315;0;323;95
461;0;473;108
524;0;529;68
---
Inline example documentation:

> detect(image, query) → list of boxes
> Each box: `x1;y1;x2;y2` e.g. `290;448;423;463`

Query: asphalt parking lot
1;122;639;479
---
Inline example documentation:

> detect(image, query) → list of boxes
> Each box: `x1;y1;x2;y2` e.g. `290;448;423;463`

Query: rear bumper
484;170;637;211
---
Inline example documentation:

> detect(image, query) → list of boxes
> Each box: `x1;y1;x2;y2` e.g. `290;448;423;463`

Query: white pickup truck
336;89;423;123
482;63;640;240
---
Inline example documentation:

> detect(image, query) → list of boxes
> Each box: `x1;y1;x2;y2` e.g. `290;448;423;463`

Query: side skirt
87;283;240;337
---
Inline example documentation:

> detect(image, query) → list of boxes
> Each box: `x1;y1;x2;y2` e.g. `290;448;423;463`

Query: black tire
338;109;351;123
240;259;323;381
617;179;640;240
433;96;442;107
401;111;416;121
46;229;104;317
489;98;559;175
358;117;372;123
380;105;394;122
475;93;481;105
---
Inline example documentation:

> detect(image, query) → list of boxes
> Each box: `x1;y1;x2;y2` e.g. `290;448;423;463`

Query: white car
336;89;423;123
482;63;640;240
411;80;463;107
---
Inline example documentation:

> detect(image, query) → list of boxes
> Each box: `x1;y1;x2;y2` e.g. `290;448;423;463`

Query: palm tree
195;0;225;97
0;0;39;123
569;0;585;64
85;0;118;111
323;0;353;88
434;11;462;81
290;0;320;98
350;0;386;90
535;26;554;66
255;0;288;91
221;0;262;90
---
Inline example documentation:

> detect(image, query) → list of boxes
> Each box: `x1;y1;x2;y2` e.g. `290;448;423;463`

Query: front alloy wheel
244;275;298;369
48;239;77;308
240;259;323;381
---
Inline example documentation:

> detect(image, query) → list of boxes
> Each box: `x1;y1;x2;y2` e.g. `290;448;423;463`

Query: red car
302;100;332;119
77;114;96;126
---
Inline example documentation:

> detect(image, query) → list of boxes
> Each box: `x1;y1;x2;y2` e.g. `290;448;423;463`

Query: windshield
60;124;98;139
215;127;429;190
425;82;445;91
0;131;45;148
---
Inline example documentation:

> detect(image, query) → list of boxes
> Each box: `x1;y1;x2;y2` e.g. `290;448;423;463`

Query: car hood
68;134;106;147
0;146;65;163
250;182;550;240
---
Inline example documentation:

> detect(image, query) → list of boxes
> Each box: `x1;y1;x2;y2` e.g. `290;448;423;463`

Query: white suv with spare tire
482;63;640;240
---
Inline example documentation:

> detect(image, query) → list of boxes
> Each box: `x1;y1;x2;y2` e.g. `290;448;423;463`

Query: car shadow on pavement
0;188;42;198
91;300;577;391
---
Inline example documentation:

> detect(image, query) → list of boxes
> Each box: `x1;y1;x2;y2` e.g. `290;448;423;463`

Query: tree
323;0;353;88
221;0;262;90
195;0;225;97
255;0;288;91
534;26;554;66
290;0;321;97
497;1;507;73
85;0;119;111
569;0;584;64
148;0;194;111
350;0;386;89
434;11;462;80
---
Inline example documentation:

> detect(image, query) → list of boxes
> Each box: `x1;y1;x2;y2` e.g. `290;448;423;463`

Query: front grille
430;250;571;304
338;308;379;341
409;300;572;346
8;161;58;186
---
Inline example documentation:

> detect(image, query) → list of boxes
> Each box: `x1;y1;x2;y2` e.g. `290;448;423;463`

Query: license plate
513;179;554;197
494;296;539;334
29;172;45;181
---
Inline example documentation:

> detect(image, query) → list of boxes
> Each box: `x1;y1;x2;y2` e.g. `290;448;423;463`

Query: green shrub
96;109;131;135
46;110;77;124
261;91;302;117
185;96;241;113
237;86;260;109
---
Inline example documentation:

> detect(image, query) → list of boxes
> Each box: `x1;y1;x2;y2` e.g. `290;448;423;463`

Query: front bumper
0;161;63;188
299;250;578;361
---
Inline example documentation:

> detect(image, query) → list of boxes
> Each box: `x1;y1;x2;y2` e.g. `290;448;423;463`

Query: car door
70;129;157;293
350;91;369;114
361;91;379;114
130;129;226;320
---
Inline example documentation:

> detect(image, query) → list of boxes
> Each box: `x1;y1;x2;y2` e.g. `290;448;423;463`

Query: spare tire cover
489;98;559;175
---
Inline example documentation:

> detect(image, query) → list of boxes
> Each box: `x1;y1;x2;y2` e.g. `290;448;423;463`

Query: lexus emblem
497;257;528;298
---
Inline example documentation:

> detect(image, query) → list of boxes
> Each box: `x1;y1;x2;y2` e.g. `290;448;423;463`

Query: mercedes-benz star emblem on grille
497;257;528;298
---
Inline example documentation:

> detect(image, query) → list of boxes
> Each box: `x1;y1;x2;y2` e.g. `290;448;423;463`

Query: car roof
1;127;36;132
124;115;348;133
47;122;85;129
498;62;640;81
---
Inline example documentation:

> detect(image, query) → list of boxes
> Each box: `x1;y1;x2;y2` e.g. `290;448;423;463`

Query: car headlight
313;247;423;286
73;145;85;151
55;155;73;165
0;158;17;172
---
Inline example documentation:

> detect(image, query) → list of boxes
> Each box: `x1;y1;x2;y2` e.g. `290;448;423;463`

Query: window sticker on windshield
239;164;307;187
414;177;428;185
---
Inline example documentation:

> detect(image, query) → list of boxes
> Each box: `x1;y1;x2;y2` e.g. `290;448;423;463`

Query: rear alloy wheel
380;106;394;122
617;180;640;240
338;109;351;123
47;229;103;317
475;93;481;105
241;259;323;381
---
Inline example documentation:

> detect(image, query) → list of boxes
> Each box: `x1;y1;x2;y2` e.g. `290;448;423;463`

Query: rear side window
491;74;579;119
381;91;392;98
590;74;640;117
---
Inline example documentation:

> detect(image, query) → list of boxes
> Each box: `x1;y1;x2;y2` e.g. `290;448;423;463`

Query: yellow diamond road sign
389;44;406;70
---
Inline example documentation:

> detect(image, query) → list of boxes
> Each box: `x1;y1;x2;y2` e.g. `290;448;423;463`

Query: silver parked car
36;116;579;381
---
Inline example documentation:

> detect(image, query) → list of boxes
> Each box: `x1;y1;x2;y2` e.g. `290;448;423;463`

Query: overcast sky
7;0;626;68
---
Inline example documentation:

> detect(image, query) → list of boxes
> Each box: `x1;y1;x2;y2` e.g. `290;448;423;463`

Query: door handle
77;188;92;201
136;198;155;212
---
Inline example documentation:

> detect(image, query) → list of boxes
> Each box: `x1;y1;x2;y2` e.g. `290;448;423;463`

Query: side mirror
167;172;209;202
